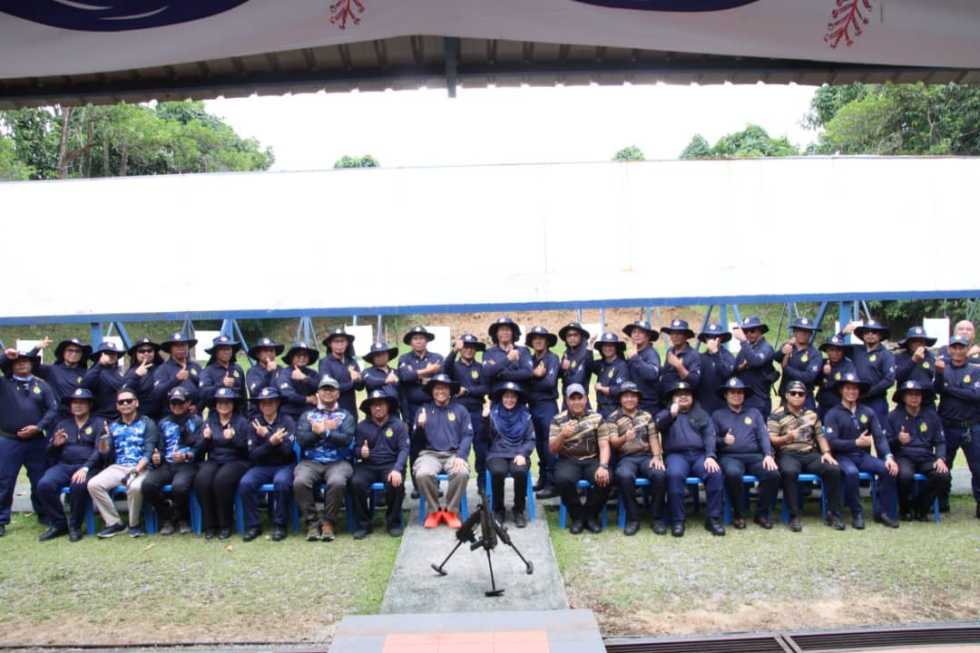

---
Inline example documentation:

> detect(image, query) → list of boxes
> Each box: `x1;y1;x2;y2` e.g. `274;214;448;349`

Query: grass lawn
0;513;400;647
548;495;980;637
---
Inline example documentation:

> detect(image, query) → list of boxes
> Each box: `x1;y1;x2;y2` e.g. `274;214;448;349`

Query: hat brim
718;385;753;399
55;341;92;361
665;385;696;397
791;325;820;333
491;387;526;403
854;327;890;340
488;322;522;342
250;343;286;357
323;333;355;346
697;332;732;343
360;395;400;414
892;387;935;404
622;324;660;342
126;342;160;356
88;349;121;361
819;342;851;352
460;341;487;352
251;394;282;403
161;339;198;352
205;343;242;356
558;325;590;341
403;332;435;345
364;347;400;363
596;341;627;353
424;379;460;396
525;333;558;348
661;327;696;339
898;336;937;348
62;394;94;405
283;347;319;365
209;394;243;407
616;387;643;400
742;324;769;334
835;380;870;395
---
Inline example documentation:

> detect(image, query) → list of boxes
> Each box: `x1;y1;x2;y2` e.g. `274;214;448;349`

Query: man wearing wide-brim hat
592;332;628;419
123;337;163;410
396;326;444;428
362;341;402;404
83;340;128;419
658;319;701;406
320;327;364;421
886;380;948;521
776;317;822;411
933;334;980;517
524;326;561;499
732;315;778;418
483;316;534;400
147;332;202;420
445;333;490;487
696;323;735;415
557;321;594;404
276;341;320;423
623;320;662;413
822;372;900;529
842;319;896;428
245;337;285;415
815;334;856;419
351;390;409;538
10;336;91;410
413;373;473;529
894;325;938;391
200;334;245;409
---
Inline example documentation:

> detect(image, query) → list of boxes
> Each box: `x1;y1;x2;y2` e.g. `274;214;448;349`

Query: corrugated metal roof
2;35;978;108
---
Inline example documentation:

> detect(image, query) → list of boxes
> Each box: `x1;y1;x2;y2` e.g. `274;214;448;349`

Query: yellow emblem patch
76;376;83;384
85;426;93;435
470;369;479;380
744;416;752;425
571;361;577;368
801;354;808;363
965;375;972;384
869;354;877;362
233;370;240;378
860;414;868;424
32;385;40;395
922;362;930;369
385;428;394;438
919;422;928;433
190;368;198;376
448;413;456;422
607;369;614;379
834;372;841;380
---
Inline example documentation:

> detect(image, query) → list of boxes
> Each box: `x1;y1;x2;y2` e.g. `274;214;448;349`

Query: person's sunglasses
137;348;155;354
117;398;136;405
788;391;806;397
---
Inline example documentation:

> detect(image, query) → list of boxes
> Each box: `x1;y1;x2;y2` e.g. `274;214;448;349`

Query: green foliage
0;135;31;180
613;145;645;161
680;125;798;159
867;300;975;335
0;101;273;180
334;154;379;168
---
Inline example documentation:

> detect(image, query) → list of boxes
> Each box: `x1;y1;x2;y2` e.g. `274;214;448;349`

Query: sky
205;82;819;171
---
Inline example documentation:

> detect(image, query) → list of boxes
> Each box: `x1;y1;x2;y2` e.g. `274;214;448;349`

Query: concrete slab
331;609;604;653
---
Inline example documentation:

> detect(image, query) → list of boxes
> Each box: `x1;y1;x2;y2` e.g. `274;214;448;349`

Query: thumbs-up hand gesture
533;361;547;378
151;448;161;466
898;427;912;445
416;407;427;428
781;341;793;357
222;426;235;441
506;348;519;363
222;374;235;388
52;428;68;447
856;430;873;448
385;371;399;384
360;439;370;460
202;423;212;440
724;430;736;446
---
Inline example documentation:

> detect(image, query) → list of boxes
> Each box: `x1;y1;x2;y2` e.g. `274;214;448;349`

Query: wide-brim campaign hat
738;315;769;334
594;332;627;353
283;341;319;366
363;341;400;363
718;376;753;398
359;389;400;414
819;334;852;352
790;317;820;332
127;337;164;365
250;337;285;357
664;380;697;398
558;321;590;342
161;332;198;352
697;323;732;343
424;373;460;396
524;326;558;349
491;381;526;403
458;333;487;352
323;327;355;347
623;320;660;342
488;316;522;343
89;341;125;361
62;387;94;404
892;379;935;404
7;350;41;373
209;387;243;407
853;320;890;340
403;326;436;346
615;381;643;400
835;372;870;395
205;334;242;356
661;319;695;339
54;338;92;363
251;386;283;402
898;326;937;348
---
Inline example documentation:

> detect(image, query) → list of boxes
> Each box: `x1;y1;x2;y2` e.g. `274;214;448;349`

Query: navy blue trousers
838;451;896;516
665;451;723;524
0;436;47;525
943;423;980;502
615;453;666;522
719;452;780;518
239;464;295;529
467;408;488;481
36;462;87;530
529;399;558;486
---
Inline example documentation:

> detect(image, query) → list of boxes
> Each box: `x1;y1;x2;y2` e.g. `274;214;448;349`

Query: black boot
38;526;68;542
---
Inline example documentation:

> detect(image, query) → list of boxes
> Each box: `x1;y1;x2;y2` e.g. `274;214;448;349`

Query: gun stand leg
494;522;535;575
484;548;504;597
431;540;464;576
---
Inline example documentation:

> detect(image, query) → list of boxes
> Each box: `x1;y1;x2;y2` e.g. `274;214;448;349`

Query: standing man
362;340;402;401
816;334;856;418
397;326;444;496
22;337;91;409
351;390;409;538
83;341;128;419
294;375;356;542
777;317;822;410
658;319;701;403
0;349;59;536
623;320;661;413
525;326;560;499
36;388;105;542
887;380;948;521
123;337;163;409
732;316;778;418
320;327;364;420
148;332;202;420
934;334;980;516
822;373;900;529
656;380;724;537
591;332;629;419
843;320;896;428
483;316;534;396
199;335;245;407
445;333;489;484
245;337;284;415
697;323;735;415
895;326;938;391
558;321;594;404
276;341;320;422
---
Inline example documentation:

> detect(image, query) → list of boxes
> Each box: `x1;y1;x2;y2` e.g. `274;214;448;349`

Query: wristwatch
599;463;609;470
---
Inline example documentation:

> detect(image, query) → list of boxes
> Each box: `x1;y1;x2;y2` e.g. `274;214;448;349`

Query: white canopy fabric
2;156;977;325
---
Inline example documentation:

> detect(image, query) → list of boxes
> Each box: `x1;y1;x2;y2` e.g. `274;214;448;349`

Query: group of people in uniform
0;314;976;542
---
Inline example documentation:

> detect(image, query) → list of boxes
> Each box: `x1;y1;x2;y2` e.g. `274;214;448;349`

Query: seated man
141;387;203;536
550;383;610;534
240;386;296;542
823;373;900;529
87;389;159;538
711;377;780;530
655;380;724;537
294;375;356;542
603;382;666;536
351;390;409;538
887;380;948;521
36;388;105;542
769;381;845;532
413;374;473;529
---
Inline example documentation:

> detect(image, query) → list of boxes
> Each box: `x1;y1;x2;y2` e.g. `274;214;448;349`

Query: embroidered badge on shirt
85;426;93;435
607;369;614;379
834;372;841;380
964;374;972;384
744;416;752;425
919;422;928;433
76;376;83;384
860;414;868;424
869;354;877;362
32;385;40;395
571;361;577;368
922;362;930;369
233;370;240;378
801;354;809;363
470;369;479;379
191;369;198;376
448;413;456;422
385;428;393;438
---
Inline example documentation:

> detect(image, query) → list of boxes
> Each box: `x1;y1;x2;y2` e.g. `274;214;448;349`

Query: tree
613;146;645;161
334;154;379;168
680;125;798;159
0;135;31;180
